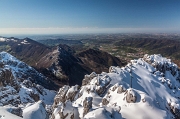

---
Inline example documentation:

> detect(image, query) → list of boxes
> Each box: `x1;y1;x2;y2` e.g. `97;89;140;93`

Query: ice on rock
51;100;79;119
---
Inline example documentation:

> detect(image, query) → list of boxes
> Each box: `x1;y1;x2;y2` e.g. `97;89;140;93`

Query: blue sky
0;0;180;34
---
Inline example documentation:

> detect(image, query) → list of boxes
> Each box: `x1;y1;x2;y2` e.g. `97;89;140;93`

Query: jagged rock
35;84;44;94
53;85;70;108
51;101;79;119
30;93;40;102
102;98;109;105
51;85;80;118
7;60;18;67
96;86;104;95
143;54;179;78
109;66;118;73
117;85;126;94
82;72;97;86
50;54;180;119
9;107;23;117
168;103;180;119
0;62;4;68
65;85;79;102
0;86;21;106
95;75;111;96
0;69;14;86
125;89;136;103
22;80;33;88
83;97;93;117
111;83;119;91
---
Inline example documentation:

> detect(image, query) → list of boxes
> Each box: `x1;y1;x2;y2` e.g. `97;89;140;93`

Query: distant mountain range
115;38;180;60
37;38;82;46
0;37;124;88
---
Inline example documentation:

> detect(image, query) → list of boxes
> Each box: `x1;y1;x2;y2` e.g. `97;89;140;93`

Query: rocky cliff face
51;54;180;119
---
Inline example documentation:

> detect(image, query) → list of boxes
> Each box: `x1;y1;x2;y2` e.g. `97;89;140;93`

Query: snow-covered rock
0;52;56;119
23;101;48;119
0;52;56;106
51;54;180;119
51;100;79;119
0;107;23;119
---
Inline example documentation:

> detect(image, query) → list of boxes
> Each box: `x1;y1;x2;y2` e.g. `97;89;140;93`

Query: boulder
117;85;126;94
125;89;136;103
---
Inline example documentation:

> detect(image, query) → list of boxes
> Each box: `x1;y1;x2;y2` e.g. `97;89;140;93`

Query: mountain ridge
0;36;124;87
51;54;180;119
0;51;180;119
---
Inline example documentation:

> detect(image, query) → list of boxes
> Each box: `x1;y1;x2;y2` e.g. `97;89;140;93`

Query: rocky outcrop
95;75;111;96
52;85;79;109
101;98;109;105
83;97;93;117
0;52;57;108
125;89;136;103
82;72;97;86
143;54;179;76
51;54;180;119
168;103;180;119
51;101;79;119
0;51;58;90
65;85;79;102
117;85;126;94
0;69;14;87
53;85;70;106
8;107;23;117
0;86;20;106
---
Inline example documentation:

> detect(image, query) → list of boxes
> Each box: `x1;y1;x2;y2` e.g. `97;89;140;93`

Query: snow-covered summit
51;54;180;119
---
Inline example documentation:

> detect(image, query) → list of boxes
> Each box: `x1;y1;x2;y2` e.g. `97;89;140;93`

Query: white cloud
0;27;179;35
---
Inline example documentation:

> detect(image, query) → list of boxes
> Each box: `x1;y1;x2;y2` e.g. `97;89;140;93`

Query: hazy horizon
0;0;180;35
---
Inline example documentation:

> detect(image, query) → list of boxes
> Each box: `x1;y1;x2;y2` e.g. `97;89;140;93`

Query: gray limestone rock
83;97;93;117
117;85;126;94
125;89;136;103
102;98;109;105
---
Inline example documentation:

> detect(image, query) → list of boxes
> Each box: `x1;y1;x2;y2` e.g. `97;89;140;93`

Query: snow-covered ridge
51;54;180;119
0;37;17;42
21;40;30;44
0;52;56;119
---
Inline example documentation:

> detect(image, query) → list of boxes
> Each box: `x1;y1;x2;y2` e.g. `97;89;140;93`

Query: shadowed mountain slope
0;37;125;87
